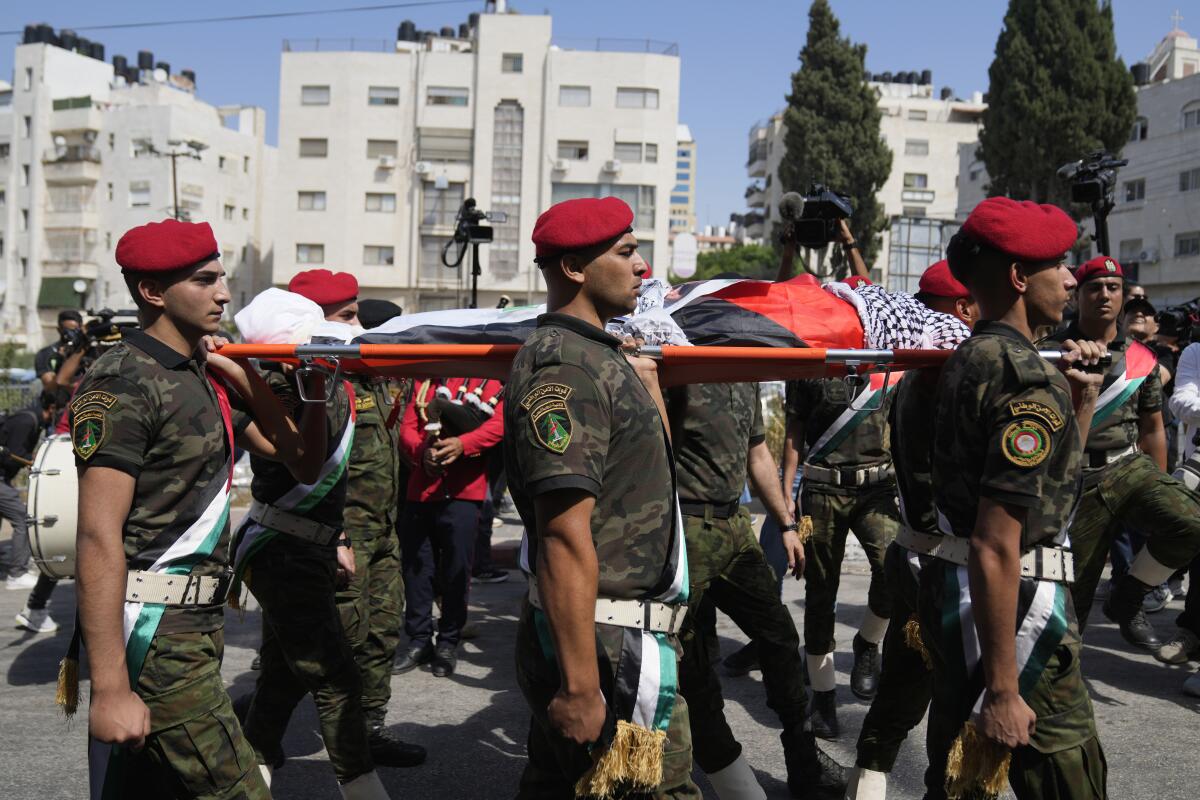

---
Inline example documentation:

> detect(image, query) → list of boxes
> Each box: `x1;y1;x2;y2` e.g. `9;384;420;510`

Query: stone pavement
1;511;1198;798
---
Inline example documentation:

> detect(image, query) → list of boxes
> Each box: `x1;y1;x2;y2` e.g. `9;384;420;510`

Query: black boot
1103;575;1162;651
850;634;881;700
392;641;435;674
722;641;761;677
432;641;458;678
808;690;840;740
364;707;427;768
782;726;846;799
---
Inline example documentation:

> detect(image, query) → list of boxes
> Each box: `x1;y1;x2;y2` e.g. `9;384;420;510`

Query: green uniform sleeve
509;362;609;498
1138;355;1163;414
980;385;1072;508
749;384;766;446
70;375;155;477
785;379;817;423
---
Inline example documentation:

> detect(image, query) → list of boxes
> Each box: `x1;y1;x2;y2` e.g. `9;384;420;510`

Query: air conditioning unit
552;159;568;172
1138;247;1160;264
603;159;622;173
414;160;433;176
378;155;397;169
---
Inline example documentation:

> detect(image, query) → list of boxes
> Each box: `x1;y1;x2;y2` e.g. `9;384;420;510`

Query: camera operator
34;310;86;405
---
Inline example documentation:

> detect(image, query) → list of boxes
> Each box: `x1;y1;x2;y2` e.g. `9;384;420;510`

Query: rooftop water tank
397;20;417;41
137;50;154;70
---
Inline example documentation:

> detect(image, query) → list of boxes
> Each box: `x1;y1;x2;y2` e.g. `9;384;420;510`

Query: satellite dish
153;67;167;83
72;279;88;294
672;233;698;279
54;135;67;147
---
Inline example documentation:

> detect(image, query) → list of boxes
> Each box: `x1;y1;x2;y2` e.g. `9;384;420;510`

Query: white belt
1084;443;1138;471
896;526;1075;584
802;462;894;488
249;500;341;546
125;570;231;606
527;580;687;635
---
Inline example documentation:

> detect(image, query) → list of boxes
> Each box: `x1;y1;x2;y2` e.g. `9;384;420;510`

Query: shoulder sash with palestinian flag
87;373;236;800
1090;339;1157;427
229;380;356;590
807;370;905;463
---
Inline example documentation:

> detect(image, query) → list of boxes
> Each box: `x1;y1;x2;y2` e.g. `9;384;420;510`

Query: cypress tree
778;0;892;270
978;0;1136;207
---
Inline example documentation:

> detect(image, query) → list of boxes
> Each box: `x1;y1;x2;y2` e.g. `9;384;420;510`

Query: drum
27;434;78;579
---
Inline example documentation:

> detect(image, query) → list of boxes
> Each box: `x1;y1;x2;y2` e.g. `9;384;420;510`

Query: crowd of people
1;191;1198;800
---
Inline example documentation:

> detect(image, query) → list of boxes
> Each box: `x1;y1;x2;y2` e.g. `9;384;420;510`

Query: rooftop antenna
1171;9;1184;30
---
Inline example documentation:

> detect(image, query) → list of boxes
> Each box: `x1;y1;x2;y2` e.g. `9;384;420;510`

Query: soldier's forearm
747;443;792;525
969;499;1024;696
1138;414;1167;472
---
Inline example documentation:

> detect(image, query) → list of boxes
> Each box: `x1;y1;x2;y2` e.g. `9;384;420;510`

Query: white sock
1130;550;1175;588
859;610;889;645
706;754;767;800
340;770;390;800
845;767;888;800
257;764;273;789
807;652;837;692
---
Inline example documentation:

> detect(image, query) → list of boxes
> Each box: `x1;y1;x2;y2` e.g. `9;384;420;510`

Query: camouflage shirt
1043;322;1161;455
786;378;893;468
890;369;941;533
504;313;677;600
933;321;1082;551
71;330;236;634
668;382;764;505
344;374;401;537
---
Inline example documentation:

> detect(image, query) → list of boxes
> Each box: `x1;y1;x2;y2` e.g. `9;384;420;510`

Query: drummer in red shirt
392;377;505;678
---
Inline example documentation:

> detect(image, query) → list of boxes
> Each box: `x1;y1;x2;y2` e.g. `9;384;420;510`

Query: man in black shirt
34;310;84;403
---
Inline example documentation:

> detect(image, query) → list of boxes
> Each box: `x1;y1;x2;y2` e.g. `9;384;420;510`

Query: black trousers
401;499;479;647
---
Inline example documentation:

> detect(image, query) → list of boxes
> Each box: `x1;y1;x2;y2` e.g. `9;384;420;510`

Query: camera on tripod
451;198;507;245
1057;151;1128;205
781;185;854;249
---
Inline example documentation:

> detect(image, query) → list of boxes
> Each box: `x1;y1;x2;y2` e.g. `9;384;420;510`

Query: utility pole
148;140;205;220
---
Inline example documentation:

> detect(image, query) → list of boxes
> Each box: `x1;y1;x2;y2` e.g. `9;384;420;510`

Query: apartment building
273;8;680;310
671;124;696;235
0;25;274;346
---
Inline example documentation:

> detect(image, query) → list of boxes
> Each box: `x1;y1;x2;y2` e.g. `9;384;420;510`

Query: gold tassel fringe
944;720;1011;800
574;720;666;799
797;516;814;546
55;656;79;718
902;614;932;670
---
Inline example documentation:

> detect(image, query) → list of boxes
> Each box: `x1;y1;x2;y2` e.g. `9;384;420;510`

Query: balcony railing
283;38;392;52
553;38;679;55
43;145;101;164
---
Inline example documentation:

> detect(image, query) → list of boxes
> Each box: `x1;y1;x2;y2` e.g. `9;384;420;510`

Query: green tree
670;244;780;285
778;0;892;269
978;0;1136;207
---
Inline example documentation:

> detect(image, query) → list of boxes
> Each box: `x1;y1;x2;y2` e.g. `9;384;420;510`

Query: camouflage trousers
678;508;808;772
119;629;270;799
335;528;404;712
513;604;701;799
854;541;933;775
919;564;1108;800
800;482;898;655
243;539;374;783
1069;453;1200;629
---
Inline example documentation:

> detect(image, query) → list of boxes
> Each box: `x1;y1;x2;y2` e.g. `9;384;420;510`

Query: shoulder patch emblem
521;383;572;410
1008;400;1065;432
1001;419;1051;468
70;390;119;414
72;407;108;460
355;394;377;412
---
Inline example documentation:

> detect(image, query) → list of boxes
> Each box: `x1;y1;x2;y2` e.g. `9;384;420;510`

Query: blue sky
2;1;1189;228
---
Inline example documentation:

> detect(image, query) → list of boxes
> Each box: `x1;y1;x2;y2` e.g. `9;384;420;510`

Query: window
551;183;655;229
677;148;689;158
905;139;930;156
298;191;326;211
106;183;113;201
676;160;689;169
903;173;929;189
364;245;395;266
1118;239;1143;263
301;85;330;105
218;155;226;170
418;127;472;162
368;86;400;106
107;132;114;150
501;53;524;73
22;116;31;138
673;183;688;193
1130;117;1149;142
131;137;154;158
0;143;8;159
670;194;689;205
0;237;4;257
420;237;453;279
645;143;658;163
421;181;465;228
427;86;469;106
559;86;590;107
490;100;524;278
902;206;927;217
1181;168;1200;192
887;217;959;293
969;168;982;182
20;209;28;231
366;139;398;159
242;208;249;220
616;87;659;109
223;204;235;220
1184;102;1200;130
299;138;328;158
0;189;4;207
21;164;29;186
676;172;690;181
1124;179;1145;202
296;243;324;264
129;181;150;207
907;109;928;121
557;140;589;161
614;142;644;162
1176;232;1200;258
23;67;32;91
243;156;250;173
366;193;396;212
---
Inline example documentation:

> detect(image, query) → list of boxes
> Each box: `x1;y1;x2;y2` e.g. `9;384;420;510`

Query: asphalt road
2;520;1198;798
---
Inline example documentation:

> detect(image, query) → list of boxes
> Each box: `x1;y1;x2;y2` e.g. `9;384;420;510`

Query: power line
0;1;475;37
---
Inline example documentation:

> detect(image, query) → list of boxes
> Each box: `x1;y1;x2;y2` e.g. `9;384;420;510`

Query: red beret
288;269;359;306
961;197;1077;262
918;260;969;298
1074;255;1124;284
115;219;219;273
532;197;634;259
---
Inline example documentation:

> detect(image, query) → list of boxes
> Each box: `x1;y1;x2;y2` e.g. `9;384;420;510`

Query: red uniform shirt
400;377;504;503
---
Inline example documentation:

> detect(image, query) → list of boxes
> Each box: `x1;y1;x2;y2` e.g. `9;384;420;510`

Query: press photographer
34;310;84;403
773;187;870;282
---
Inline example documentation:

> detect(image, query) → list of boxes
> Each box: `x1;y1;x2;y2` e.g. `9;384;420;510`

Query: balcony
745;183;765;208
51;97;103;134
42;146;102;184
743;211;765;239
901;189;935;203
41;260;99;280
44;208;100;230
746;140;769;177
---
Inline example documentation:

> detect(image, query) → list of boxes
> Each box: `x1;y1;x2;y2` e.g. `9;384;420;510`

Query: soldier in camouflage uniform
922;197;1107;799
73;219;294;799
506;196;699;799
669;381;845;799
1043;255;1200;650
782;376;898;738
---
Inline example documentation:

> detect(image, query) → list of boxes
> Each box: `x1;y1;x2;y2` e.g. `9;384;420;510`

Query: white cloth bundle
234;287;363;344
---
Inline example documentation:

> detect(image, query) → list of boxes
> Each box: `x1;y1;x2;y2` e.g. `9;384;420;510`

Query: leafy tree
978;0;1136;207
670;244;780;285
778;0;892;269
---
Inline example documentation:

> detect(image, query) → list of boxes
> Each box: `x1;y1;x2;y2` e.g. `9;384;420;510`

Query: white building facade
0;30;274;347
671;123;696;235
273;10;680;310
